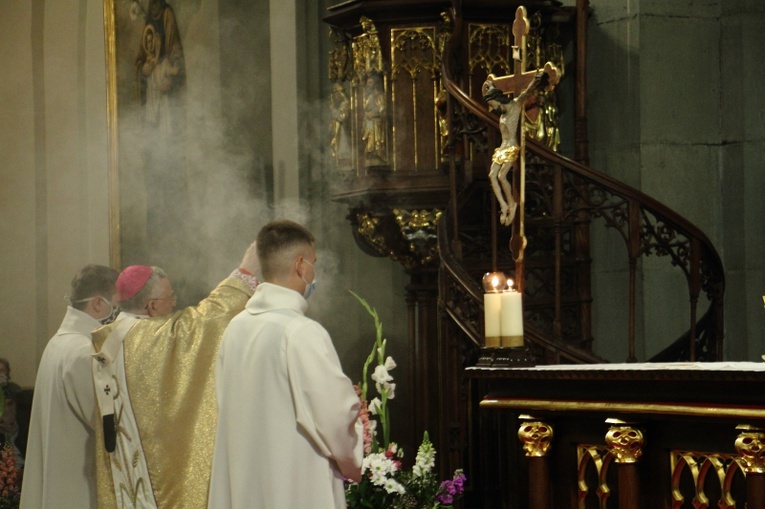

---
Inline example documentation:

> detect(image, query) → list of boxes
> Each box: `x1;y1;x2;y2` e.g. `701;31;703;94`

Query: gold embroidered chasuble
92;276;253;509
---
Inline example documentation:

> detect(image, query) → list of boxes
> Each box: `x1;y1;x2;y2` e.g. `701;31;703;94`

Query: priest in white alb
21;264;119;509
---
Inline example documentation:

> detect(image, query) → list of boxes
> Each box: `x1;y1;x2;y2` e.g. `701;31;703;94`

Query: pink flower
0;444;20;503
354;386;374;455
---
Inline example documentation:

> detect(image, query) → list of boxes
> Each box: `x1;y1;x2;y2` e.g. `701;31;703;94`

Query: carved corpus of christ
481;5;560;228
482;73;544;225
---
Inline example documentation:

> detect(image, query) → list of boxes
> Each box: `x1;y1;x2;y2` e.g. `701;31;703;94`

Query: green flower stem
380;388;390;448
360;344;375;402
350;290;391;450
351;290;381;402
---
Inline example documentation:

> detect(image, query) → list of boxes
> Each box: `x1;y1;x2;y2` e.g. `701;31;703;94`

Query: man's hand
240;241;260;276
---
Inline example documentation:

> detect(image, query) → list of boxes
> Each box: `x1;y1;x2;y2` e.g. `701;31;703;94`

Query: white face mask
300;260;317;300
98;297;120;325
70;295;119;324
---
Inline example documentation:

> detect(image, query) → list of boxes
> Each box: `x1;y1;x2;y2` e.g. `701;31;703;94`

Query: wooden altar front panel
466;363;765;509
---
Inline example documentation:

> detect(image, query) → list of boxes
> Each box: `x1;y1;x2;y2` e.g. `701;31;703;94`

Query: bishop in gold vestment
92;271;257;509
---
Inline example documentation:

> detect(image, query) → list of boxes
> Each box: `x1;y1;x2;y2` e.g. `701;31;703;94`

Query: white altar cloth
507;361;765;372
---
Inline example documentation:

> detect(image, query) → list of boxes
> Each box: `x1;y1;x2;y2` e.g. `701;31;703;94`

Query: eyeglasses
150;293;176;302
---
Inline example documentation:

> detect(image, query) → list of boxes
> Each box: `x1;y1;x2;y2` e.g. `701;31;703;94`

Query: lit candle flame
482;271;506;294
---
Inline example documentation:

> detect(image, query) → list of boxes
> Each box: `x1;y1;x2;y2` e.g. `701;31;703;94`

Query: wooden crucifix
482;5;560;291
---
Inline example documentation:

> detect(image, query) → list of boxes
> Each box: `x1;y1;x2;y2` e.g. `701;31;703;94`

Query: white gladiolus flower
369;397;382;415
371;365;393;384
375;381;396;400
384;356;397;371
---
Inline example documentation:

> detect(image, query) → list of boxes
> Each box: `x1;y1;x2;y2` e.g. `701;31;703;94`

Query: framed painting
103;0;272;302
104;0;191;268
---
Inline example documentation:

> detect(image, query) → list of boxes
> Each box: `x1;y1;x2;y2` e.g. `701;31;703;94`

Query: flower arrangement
0;375;21;509
346;291;465;509
0;444;20;509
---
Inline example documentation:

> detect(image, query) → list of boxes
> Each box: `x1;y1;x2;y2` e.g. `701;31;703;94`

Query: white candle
482;272;506;348
500;289;524;347
484;293;502;347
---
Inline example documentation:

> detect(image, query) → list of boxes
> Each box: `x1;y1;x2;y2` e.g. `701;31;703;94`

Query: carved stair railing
526;141;726;362
439;11;725;364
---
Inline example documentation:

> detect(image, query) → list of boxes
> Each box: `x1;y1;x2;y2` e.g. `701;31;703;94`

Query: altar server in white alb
208;220;363;509
21;264;119;509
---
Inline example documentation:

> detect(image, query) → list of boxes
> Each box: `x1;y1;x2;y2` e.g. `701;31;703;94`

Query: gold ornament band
501;335;524;347
485;336;501;347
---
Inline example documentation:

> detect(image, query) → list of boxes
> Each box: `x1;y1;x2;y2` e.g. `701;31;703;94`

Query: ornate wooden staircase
323;0;725;504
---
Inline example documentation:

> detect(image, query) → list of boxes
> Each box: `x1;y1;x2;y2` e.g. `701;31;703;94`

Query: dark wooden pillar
406;269;441;464
574;0;590;167
605;421;644;509
518;419;553;509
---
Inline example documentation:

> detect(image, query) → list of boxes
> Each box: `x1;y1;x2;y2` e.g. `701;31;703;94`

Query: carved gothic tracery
355;16;384;77
577;445;614;505
671;450;746;507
